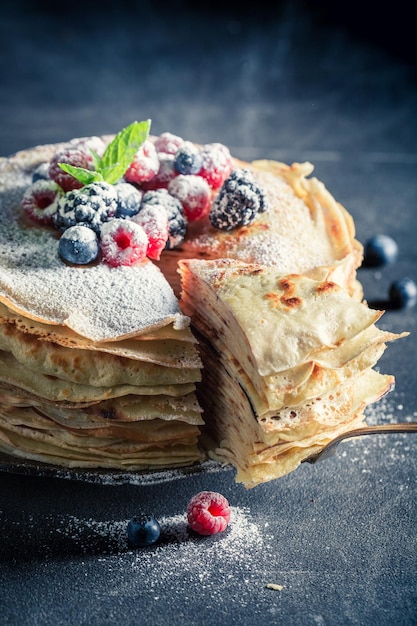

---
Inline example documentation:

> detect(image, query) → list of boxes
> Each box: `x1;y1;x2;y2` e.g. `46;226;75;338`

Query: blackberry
114;182;143;218
210;168;268;231
54;181;118;233
174;141;202;175
141;188;187;249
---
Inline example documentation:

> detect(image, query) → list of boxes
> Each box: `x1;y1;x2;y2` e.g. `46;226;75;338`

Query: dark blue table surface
1;2;416;624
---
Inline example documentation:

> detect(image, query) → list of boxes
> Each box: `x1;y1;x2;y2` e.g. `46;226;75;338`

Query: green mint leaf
89;148;103;172
100;119;151;181
99;163;128;185
58;163;103;185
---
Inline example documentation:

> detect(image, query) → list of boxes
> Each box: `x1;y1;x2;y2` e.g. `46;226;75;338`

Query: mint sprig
58;119;151;186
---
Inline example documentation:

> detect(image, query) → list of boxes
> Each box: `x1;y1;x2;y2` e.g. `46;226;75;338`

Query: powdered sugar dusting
0;154;189;341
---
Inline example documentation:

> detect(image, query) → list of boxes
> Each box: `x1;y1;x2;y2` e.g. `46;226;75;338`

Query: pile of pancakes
0;138;406;486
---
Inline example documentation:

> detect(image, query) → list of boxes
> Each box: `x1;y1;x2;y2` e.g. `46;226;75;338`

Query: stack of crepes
0;146;203;471
175;159;407;488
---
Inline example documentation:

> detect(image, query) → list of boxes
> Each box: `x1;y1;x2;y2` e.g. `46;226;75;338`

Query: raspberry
58;224;99;265
174;141;202;175
133;204;169;260
48;148;93;192
114;182;143;218
68;135;107;157
124;140;160;184
100;218;148;267
140;153;178;191
210;168;268;231
168;174;211;221
54;181;118;233
187;491;231;536
198;143;234;189
141;189;187;249
22;179;64;225
154;132;184;155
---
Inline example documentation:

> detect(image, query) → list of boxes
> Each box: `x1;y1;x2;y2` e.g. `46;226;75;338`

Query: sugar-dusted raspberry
210;168;268;231
168;174;211;221
140;153;178;191
68;135;107;157
54;181;118;233
133;204;169;260
22;179;64;225
124;139;160;184
154;132;184;155
198;143;234;189
49;148;93;192
100;218;148;267
114;182;143;218
141;189;187;249
187;491;231;536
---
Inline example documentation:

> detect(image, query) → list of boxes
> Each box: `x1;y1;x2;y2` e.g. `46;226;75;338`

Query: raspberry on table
54;181;118;233
22;179;64;225
154;132;184;155
141;188;187;249
100;218;148;267
210;168;268;231
48;147;93;192
133;204;169;260
198;142;234;189
168;174;211;221
187;491;231;536
124;139;160;184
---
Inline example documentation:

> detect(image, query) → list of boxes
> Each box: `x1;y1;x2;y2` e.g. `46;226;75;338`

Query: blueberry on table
363;234;398;267
389;277;417;309
127;514;161;547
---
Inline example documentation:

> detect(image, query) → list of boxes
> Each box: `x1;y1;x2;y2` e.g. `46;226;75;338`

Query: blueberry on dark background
127;514;161;547
389;277;417;309
363;234;398;267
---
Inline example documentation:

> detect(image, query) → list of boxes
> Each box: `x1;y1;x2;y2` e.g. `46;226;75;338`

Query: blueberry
389;277;417;309
32;162;50;183
114;182;143;218
174;142;203;175
363;234;398;267
127;514;161;547
58;225;99;265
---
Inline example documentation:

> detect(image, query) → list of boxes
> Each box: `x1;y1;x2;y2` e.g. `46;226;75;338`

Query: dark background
1;2;416;624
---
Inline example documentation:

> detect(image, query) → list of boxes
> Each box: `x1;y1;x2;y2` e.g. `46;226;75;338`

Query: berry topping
210;168;268;231
187;491;231;536
100;218;148;267
49;148;93;192
363;234;399;267
68;135;107;157
168;174;211;221
54;181;118;233
114;182;143;218
174;141;203;175
133;204;169;260
140;153;178;191
22;179;64;225
58;225;99;265
198;142;234;189
127;514;161;548
141;189;187;249
154;132;184;155
124;139;160;184
32;162;50;183
389;277;417;309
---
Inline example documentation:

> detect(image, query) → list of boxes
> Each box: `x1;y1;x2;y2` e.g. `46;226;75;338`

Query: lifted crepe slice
179;258;407;487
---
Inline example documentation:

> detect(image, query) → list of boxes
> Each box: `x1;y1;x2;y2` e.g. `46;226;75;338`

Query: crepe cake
0;124;407;485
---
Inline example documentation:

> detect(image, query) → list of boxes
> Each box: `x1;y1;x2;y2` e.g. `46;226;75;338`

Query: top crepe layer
0;142;190;343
